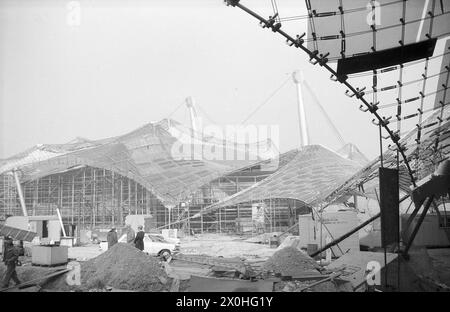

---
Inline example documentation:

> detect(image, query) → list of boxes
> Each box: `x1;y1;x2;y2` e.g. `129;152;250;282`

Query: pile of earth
79;243;169;291
263;246;321;277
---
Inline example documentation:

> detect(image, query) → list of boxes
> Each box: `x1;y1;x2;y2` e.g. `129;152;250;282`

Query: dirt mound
80;243;168;291
263;246;321;277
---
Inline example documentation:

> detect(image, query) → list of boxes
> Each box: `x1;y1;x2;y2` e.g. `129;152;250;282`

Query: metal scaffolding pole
71;175;75;225
112;171;115;226
119;179;123;225
135;181;138;215
82;169;86;227
93;168;96;228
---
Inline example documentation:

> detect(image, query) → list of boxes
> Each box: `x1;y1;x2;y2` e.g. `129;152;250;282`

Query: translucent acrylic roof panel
0;119;268;206
323;104;450;207
305;0;450;61
201;145;362;212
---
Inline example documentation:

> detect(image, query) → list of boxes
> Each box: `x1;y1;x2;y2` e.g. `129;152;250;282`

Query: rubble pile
274;280;339;292
263;246;321;277
80;243;169;291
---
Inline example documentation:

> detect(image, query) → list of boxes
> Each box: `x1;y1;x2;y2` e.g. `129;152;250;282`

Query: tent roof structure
0;119;272;206
198;144;362;214
323;104;450;207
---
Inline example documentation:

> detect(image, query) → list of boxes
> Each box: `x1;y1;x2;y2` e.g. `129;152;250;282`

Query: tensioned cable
299;11;450;43
362;69;449;95
415;0;437;159
278;0;405;22
378;88;448;110
166;100;185;119
240;75;291;124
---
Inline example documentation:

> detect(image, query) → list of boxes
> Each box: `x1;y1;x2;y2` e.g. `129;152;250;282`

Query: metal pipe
56;207;67;237
310;194;410;258
12;170;28;217
310;212;381;258
403;195;434;257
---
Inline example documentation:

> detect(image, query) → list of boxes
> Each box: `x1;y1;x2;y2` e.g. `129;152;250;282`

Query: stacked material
263;247;321;277
80;243;168;291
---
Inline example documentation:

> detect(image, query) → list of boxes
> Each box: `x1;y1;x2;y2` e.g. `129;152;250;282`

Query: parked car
99;233;180;258
151;233;180;245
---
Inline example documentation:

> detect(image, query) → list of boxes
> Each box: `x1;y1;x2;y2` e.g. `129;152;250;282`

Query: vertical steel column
119;179;123;225
92;168;96;228
34;179;39;216
102;169;106;226
82;169;86;227
135;181;138;215
128;179;131;215
71;175;75;225
111;171;115;226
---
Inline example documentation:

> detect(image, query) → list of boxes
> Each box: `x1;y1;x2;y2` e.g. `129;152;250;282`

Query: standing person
106;228;118;249
133;226;145;251
1;237;21;289
125;224;135;244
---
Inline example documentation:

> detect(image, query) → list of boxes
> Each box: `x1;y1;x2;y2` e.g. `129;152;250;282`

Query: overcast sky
1;0;444;160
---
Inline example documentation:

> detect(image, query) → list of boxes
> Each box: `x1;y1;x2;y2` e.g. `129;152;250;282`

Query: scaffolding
0;166;165;229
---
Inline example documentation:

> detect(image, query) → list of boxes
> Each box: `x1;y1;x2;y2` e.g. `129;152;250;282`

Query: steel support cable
166;100;185;119
196;104;219;125
433;60;450;154
370;0;379;166
378;88;449;110
362;69;450;95
225;0;417;187
302;80;346;147
270;0;280;22
415;0;436;172
305;0;318;52
298;10;450;43
278;0;405;22
339;0;346;59
396;0;408;136
240;75;291;124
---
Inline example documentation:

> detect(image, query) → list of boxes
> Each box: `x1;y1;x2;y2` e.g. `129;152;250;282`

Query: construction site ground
2;234;450;292
0;234;278;292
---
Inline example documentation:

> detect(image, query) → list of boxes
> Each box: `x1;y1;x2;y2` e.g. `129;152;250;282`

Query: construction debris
263;246;322;277
80;243;169;291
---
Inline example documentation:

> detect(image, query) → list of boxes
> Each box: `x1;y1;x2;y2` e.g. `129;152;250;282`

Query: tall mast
293;71;309;147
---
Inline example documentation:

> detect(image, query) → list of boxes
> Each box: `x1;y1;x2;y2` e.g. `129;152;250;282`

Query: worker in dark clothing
1;237;21;288
106;228;118;249
133;226;145;251
125;224;135;244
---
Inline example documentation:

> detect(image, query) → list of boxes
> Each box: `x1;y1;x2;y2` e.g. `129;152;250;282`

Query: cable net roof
0;119;273;206
225;0;450;189
323;103;450;207
199;144;362;212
